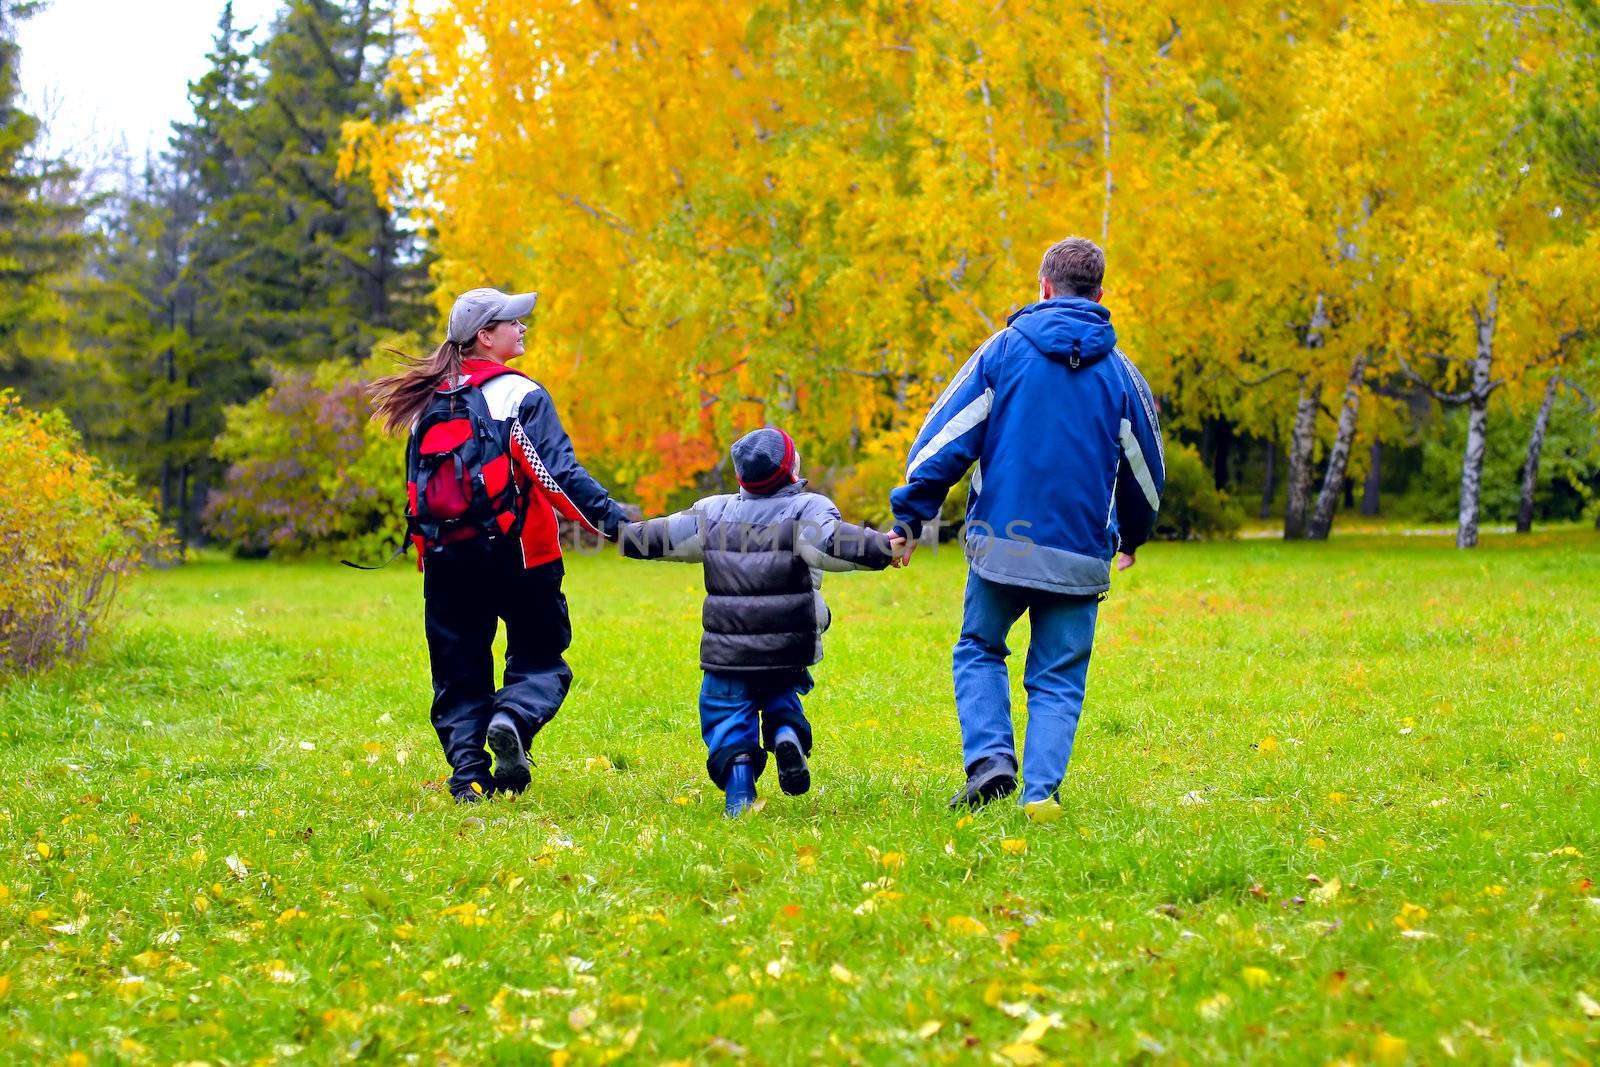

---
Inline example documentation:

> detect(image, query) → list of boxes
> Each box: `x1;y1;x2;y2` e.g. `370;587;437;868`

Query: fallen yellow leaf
1197;992;1232;1022
1001;838;1028;856
999;1042;1047;1065
1372;1032;1408;1065
1578;990;1600;1020
1310;877;1342;905
830;963;857;984
946;915;989;936
1241;966;1272;989
1257;736;1278;754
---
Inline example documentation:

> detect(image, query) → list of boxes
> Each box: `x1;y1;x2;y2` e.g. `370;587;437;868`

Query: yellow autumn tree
349;0;1598;530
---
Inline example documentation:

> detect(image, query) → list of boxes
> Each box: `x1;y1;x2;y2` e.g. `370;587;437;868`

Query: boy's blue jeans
699;669;814;789
953;570;1100;804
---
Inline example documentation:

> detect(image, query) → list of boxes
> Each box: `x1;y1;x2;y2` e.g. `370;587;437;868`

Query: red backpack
404;380;521;562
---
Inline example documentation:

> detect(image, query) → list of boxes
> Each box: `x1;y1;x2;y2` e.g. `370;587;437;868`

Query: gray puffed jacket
620;481;894;672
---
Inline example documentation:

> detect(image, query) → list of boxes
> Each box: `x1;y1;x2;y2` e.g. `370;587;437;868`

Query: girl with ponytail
372;288;629;803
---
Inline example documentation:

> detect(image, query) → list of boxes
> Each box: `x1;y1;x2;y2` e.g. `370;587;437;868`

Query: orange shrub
0;392;162;674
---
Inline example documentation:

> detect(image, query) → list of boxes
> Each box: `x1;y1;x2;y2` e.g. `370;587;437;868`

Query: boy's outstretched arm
796;498;895;572
619;509;706;563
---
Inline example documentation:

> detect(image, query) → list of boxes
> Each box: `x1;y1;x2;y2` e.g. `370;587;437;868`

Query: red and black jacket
413;360;627;570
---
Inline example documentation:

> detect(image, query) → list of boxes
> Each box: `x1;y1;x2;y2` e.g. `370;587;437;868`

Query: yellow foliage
0;392;162;674
351;1;1600;512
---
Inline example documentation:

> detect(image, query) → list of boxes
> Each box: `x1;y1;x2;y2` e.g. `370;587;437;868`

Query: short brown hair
1039;237;1105;298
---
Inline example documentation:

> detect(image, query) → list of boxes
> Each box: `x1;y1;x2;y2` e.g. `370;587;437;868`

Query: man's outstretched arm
888;331;1003;543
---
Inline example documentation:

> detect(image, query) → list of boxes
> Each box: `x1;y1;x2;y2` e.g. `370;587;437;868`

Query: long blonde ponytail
369;339;471;435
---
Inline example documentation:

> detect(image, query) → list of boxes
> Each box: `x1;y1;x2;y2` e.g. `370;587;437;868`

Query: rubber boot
724;755;757;817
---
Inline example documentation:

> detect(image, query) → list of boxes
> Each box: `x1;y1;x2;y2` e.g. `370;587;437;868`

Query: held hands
888;532;916;569
886;532;1134;572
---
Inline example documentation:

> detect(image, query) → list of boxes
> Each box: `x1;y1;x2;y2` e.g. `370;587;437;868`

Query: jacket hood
1005;298;1117;369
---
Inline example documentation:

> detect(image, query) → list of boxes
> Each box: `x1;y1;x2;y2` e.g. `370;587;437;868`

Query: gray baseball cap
448;287;539;345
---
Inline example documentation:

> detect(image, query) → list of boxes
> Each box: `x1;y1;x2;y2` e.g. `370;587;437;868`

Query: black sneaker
486;711;530;796
949;754;1018;810
773;725;810;796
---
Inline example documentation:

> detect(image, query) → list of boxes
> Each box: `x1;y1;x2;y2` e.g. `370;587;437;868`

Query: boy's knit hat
732;427;799;494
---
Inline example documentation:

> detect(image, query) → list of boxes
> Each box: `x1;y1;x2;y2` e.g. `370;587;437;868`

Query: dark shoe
949;754;1017;810
725;756;757;817
452;785;488;804
493;765;532;797
486;711;529;795
773;726;810;796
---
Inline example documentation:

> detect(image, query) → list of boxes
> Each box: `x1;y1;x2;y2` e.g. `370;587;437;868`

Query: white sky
16;0;286;167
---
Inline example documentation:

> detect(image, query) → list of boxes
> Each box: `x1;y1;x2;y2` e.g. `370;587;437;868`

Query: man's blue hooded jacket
889;297;1166;596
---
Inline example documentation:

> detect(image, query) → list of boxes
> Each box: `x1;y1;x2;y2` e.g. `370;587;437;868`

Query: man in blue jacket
888;237;1165;822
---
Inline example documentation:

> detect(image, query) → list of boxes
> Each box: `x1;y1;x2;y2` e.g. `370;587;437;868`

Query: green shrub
1408;400;1600;524
203;352;407;560
0;391;163;674
1153;443;1244;541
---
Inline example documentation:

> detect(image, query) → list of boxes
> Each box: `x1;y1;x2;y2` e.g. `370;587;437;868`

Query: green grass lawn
3;532;1599;1064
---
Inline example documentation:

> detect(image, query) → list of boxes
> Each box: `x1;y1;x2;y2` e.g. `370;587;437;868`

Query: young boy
621;427;896;815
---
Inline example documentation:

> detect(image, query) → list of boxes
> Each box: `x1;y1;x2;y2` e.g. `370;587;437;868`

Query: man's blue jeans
699;669;814;789
953;570;1099;804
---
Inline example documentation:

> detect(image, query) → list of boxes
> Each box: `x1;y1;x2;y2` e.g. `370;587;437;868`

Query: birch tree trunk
1283;295;1328;540
1307;350;1370;540
1516;375;1560;534
1457;280;1499;549
1097;1;1113;246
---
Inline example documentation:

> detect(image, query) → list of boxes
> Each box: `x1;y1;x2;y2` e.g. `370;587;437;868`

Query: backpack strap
340;539;410;570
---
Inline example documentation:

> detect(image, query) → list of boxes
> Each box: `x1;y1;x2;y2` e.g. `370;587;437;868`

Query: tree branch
557;192;635;237
1226;365;1296;387
1399;356;1475;404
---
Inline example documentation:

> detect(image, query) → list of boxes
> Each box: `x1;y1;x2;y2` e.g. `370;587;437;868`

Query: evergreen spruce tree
0;0;86;394
221;0;427;368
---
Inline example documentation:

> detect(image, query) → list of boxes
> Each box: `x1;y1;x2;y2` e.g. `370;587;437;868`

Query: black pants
423;544;572;797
